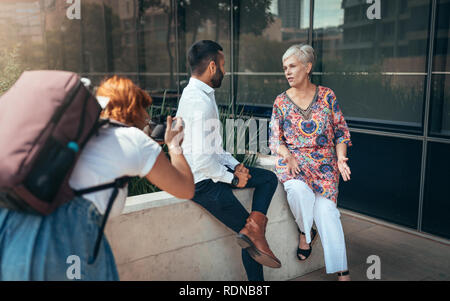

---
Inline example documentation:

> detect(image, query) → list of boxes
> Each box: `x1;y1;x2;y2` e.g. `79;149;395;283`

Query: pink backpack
0;70;130;263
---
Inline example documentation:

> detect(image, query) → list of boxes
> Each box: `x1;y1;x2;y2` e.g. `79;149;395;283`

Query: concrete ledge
105;156;325;280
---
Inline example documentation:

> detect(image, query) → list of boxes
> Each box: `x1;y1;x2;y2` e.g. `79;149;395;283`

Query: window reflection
135;0;177;94
0;0;177;99
237;0;309;73
430;75;450;137
314;0;431;72
235;0;309;110
429;0;450;138
312;74;425;132
177;0;231;105
433;0;450;72
0;0;50;74
313;0;430;132
0;0;445;135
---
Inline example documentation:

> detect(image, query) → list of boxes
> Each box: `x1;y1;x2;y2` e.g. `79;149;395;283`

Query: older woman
269;44;352;281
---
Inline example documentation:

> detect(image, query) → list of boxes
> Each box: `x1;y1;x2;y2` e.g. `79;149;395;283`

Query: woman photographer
0;76;194;280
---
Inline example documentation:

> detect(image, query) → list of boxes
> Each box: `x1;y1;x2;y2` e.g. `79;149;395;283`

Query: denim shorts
0;197;119;281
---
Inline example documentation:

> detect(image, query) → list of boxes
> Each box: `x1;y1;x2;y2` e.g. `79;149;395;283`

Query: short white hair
282;44;316;74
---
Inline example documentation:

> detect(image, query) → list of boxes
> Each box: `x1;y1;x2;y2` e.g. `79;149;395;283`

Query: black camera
145;116;184;142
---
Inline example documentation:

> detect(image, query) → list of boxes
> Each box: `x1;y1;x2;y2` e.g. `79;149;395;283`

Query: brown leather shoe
237;211;282;268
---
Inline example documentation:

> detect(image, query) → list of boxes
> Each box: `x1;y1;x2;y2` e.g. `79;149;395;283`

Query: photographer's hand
165;116;184;154
146;115;195;200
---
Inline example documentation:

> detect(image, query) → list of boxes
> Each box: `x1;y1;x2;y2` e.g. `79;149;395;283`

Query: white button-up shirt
176;77;239;184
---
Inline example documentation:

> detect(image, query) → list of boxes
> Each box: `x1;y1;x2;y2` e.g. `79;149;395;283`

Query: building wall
0;0;449;240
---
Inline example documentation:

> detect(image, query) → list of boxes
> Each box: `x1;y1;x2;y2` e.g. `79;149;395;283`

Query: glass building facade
0;0;449;239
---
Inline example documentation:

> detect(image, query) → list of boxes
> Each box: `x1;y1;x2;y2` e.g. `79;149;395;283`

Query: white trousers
284;179;348;274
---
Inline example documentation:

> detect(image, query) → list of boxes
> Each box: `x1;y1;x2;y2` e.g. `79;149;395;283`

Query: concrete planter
105;155;324;281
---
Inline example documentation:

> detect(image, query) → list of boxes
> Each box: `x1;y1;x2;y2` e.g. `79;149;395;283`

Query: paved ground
291;212;450;281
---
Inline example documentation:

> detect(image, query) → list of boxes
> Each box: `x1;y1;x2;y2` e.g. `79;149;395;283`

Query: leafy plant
0;46;23;96
219;102;259;167
128;176;160;196
128;92;260;196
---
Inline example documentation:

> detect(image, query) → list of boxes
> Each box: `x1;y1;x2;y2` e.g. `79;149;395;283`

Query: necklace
298;98;314;120
287;86;319;120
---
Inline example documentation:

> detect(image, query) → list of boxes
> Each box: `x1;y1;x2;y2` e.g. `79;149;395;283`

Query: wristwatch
231;175;239;187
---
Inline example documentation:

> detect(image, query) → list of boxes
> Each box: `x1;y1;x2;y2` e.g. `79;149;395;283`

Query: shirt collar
189;77;215;95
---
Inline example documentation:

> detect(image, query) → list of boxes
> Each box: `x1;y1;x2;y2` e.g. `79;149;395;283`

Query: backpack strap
82;118;129;145
74;176;130;196
75;176;132;265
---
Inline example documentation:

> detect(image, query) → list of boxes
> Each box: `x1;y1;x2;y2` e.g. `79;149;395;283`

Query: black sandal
296;227;318;261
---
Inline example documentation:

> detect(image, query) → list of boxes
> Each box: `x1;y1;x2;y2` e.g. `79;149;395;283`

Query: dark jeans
192;166;279;281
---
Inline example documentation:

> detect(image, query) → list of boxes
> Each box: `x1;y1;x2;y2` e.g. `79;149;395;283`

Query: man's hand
234;163;251;188
234;164;251;177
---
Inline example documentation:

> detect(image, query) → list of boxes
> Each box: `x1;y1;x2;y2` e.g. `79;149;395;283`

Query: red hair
97;76;152;128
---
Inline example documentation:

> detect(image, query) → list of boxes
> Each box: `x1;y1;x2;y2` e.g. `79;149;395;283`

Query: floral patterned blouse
269;85;352;203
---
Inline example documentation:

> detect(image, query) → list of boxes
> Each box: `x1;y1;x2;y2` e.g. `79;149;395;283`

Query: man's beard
211;67;224;88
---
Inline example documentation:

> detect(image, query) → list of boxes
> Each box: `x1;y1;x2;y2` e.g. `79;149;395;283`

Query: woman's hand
165;116;184;153
337;157;351;181
283;154;300;177
147;115;194;200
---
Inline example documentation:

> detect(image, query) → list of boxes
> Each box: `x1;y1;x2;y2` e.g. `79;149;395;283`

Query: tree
178;0;274;43
233;0;274;36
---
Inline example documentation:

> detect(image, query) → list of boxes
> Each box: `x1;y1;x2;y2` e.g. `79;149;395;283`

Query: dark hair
188;40;223;75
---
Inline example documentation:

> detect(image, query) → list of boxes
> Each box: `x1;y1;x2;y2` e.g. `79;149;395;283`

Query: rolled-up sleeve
218;152;240;170
327;90;352;147
269;97;286;156
192;152;235;184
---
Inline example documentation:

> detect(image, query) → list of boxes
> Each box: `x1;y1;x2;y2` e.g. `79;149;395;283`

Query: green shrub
0;46;23;95
127;92;260;196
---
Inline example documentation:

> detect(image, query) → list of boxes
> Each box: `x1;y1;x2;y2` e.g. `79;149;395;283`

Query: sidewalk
291;211;450;281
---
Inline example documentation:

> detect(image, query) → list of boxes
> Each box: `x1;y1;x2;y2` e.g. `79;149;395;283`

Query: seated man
176;40;281;281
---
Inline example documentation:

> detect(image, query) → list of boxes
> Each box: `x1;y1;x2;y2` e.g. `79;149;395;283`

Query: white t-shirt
69;126;162;217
